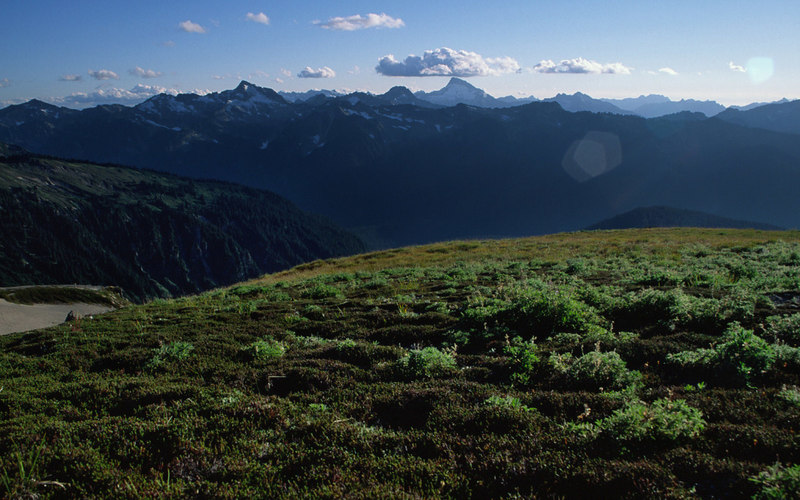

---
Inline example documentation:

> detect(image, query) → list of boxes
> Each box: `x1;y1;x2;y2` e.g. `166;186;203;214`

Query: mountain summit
415;78;505;108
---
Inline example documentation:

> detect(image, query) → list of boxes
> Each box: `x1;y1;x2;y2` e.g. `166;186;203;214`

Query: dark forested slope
0;147;365;301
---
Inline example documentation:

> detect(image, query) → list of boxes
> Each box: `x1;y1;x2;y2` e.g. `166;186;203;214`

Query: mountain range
0;143;364;300
1;80;799;247
276;78;747;117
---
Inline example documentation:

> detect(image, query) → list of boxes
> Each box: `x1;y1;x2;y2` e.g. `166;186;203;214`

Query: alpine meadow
1;1;799;498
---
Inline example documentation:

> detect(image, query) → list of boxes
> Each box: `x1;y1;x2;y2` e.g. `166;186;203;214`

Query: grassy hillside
0;148;365;301
1;228;799;498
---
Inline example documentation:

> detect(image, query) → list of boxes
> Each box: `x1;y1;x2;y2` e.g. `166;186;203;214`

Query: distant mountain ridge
715;99;800;135
2;81;799;248
587;206;782;231
601;95;726;118
0;145;365;301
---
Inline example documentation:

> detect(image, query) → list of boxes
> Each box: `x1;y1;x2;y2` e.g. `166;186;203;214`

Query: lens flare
746;57;774;84
562;131;622;183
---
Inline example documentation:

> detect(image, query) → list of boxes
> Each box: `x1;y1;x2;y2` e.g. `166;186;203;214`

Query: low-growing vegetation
1;228;799;498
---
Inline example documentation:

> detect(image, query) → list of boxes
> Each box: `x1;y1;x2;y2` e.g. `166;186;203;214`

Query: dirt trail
0;299;113;335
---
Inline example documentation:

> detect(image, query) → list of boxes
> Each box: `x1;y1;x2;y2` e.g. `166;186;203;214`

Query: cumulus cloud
658;67;678;76
533;57;632;75
315;13;404;31
297;66;336;78
59;74;82;82
246;12;270;25
88;69;120;80
179;20;206;33
48;84;210;109
0;78;9;88
376;47;520;77
729;61;746;73
280;68;292;78
129;67;162;79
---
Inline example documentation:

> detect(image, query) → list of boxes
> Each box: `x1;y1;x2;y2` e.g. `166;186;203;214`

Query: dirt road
0;299;113;335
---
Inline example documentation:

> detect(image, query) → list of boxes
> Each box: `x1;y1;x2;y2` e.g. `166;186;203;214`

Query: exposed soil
0;298;113;335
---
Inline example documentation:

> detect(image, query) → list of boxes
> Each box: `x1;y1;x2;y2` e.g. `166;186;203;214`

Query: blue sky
2;0;798;108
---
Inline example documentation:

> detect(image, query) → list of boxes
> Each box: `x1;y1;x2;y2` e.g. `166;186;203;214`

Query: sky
1;0;798;109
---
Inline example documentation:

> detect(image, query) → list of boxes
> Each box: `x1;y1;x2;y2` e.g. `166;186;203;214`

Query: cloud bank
316;13;404;31
376;47;520;77
533;58;632;75
88;69;120;80
246;12;270;25
130;67;162;79
48;84;210;109
297;66;336;78
179;20;206;33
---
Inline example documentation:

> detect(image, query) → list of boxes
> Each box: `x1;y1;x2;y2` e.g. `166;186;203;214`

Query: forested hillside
0;146;365;301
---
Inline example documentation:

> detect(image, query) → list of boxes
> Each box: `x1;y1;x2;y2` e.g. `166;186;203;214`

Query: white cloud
376;47;520;77
162;40;176;48
280;68;292;78
47;84;210;109
59;74;82;82
658;67;678;76
179;20;206;33
246;12;270;25
297;66;336;78
130;67;162;79
88;69;120;80
315;13;404;31
274;77;284;84
298;66;336;78
729;61;746;73
349;65;361;75
0;78;9;88
533;57;632;75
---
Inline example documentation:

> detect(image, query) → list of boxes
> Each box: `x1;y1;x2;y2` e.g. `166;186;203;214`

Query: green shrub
146;341;194;370
765;313;800;344
464;285;606;336
749;462;800;500
778;386;800;407
397;347;458;379
243;338;287;361
505;288;604;335
773;344;800;369
667;323;777;384
596;398;705;443
615;288;691;329
483;395;534;412
551;350;641;391
504;337;540;386
301;283;342;299
335;338;357;351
